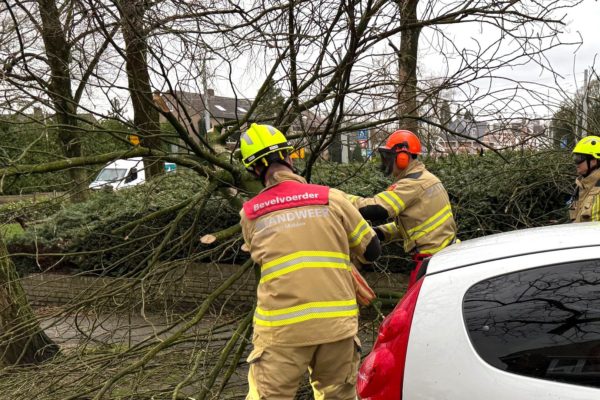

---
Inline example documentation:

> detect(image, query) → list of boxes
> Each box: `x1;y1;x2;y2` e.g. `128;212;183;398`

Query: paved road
35;306;380;399
38;306;379;351
38;307;227;348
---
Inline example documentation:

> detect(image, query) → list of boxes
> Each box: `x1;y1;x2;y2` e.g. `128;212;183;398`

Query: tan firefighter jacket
569;168;600;222
348;161;457;255
240;170;377;347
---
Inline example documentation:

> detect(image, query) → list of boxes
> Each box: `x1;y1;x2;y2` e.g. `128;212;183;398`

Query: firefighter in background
239;123;381;399
347;130;457;287
569;136;600;222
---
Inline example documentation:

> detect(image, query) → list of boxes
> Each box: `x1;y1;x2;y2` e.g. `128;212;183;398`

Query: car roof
105;158;143;168
427;222;600;274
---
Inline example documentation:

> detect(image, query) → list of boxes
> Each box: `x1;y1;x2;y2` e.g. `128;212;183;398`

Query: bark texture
0;233;59;365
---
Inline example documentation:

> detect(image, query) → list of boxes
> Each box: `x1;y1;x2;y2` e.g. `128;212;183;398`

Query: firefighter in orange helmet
347;129;458;286
239;124;381;399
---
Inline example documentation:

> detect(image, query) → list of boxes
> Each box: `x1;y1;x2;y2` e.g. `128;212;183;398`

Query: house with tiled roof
160;90;252;138
160;90;325;152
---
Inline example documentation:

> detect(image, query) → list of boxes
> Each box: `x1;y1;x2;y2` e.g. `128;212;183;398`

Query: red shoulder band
243;180;329;220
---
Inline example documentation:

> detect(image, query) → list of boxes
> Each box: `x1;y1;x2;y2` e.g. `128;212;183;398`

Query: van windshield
95;168;127;182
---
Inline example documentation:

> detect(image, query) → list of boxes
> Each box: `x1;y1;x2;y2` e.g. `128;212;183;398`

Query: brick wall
21;264;407;310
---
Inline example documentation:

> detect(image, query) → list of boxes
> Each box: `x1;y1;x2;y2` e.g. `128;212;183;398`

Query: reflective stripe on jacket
350;161;457;255
240;170;376;346
569;168;600;222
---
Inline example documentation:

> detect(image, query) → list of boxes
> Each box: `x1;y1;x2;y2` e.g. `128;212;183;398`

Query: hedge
7;170;245;275
7;149;576;276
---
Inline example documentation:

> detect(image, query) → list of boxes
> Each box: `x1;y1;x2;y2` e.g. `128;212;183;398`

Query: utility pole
581;68;589;137
202;57;211;134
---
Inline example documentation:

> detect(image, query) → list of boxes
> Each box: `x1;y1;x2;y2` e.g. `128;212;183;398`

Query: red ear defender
396;152;410;169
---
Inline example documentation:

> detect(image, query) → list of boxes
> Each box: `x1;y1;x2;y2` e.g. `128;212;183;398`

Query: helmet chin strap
379;157;394;176
584;159;598;177
257;155;295;186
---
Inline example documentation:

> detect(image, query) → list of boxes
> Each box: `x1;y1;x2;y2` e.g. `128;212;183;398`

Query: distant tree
254;78;286;122
119;0;165;178
586;79;600;135
551;103;576;149
37;0;90;202
440;100;452;127
463;109;474;122
551;78;600;148
394;0;420;134
351;145;364;162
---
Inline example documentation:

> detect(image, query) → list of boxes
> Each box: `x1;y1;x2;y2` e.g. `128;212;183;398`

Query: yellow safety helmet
240;123;294;168
573;136;600;159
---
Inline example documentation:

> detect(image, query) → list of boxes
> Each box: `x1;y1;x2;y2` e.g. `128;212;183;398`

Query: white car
89;157;146;191
89;158;177;191
358;223;600;400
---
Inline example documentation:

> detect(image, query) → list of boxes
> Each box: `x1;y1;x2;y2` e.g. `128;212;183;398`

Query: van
89;158;176;190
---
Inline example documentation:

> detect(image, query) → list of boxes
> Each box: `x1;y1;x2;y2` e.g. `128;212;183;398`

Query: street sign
357;129;368;141
164;162;177;172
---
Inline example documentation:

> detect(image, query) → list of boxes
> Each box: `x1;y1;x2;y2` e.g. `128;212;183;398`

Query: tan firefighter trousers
246;336;361;400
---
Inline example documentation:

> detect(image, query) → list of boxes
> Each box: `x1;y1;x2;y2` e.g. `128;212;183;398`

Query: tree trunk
0;233;59;365
120;0;164;178
37;0;88;202
397;0;421;135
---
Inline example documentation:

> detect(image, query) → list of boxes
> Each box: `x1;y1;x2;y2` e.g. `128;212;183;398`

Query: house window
237;107;247;113
215;105;226;112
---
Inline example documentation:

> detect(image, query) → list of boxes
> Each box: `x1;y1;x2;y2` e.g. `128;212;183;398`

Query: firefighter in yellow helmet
239;123;381;399
345;130;457;287
569;135;600;222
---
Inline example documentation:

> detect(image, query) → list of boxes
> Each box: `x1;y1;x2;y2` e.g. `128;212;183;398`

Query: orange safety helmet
378;130;421;174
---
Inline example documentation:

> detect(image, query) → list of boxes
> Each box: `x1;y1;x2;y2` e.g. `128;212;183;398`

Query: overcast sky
406;0;600;119
214;0;599;119
542;0;599;91
484;0;599;98
86;1;599;120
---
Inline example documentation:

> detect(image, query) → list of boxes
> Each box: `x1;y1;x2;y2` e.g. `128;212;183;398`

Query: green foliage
551;78;600;148
552;102;577;149
351;146;364;162
312;150;574;272
254;78;286;121
0;224;24;240
314;150;573;237
0;198;63;226
428;150;574;237
310;160;388;197
7;149;575;276
0;116;132;194
7;170;243;275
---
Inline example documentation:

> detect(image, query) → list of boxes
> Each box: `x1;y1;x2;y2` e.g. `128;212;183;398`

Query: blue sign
357;129;368;141
560;137;568;149
164;162;177;172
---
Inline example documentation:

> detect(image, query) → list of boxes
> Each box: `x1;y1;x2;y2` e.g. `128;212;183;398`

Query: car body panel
404;245;600;400
89;157;146;190
428;223;600;275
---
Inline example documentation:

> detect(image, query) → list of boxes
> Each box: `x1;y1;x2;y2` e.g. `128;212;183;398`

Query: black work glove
373;225;385;242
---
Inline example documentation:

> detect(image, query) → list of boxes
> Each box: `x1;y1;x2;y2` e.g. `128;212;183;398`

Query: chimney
207;89;214;97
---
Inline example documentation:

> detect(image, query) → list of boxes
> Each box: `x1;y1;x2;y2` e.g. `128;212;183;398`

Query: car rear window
463;259;600;388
